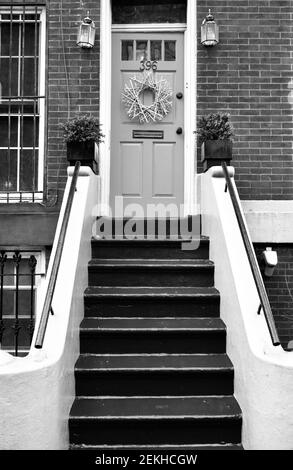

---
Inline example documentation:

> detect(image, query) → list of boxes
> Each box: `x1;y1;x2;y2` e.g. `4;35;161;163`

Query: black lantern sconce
77;11;96;49
201;9;219;47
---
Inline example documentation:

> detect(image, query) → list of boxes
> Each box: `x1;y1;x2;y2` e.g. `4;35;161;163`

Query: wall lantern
77;12;96;49
201;9;219;47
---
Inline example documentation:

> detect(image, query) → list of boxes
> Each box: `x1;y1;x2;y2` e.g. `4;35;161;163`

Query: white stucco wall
201;167;293;450
0;167;100;450
242;200;293;243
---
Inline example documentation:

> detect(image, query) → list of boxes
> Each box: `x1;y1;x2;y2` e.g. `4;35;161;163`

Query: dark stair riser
91;240;210;260
88;265;214;288
80;331;227;354
69;417;242;446
70;444;244;450
84;296;220;318
69;227;242;449
75;369;234;397
95;216;201;238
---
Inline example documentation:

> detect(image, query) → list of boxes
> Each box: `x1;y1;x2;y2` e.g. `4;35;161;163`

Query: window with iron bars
0;4;46;203
0;249;46;356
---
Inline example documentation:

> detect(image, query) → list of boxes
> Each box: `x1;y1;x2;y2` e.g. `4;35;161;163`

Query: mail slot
133;130;164;139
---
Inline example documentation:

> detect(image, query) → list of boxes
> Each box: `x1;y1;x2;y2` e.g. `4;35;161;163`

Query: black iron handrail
221;162;280;346
35;162;81;349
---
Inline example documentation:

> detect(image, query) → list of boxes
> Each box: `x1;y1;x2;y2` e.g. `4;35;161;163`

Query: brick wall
21;0;293;201
0;0;100;201
2;1;293;343
45;0;293;201
2;1;292;200
255;244;293;349
197;0;293;200
46;0;100;200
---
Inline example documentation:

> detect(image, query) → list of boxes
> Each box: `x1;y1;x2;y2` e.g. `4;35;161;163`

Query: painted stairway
69;221;242;449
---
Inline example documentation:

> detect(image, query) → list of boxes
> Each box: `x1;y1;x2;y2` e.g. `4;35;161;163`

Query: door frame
99;0;197;216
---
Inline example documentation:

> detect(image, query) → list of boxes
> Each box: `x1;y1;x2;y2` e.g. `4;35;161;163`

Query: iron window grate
0;2;45;201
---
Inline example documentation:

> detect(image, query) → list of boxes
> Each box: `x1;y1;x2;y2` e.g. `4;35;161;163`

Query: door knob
176;127;183;135
176;92;183;99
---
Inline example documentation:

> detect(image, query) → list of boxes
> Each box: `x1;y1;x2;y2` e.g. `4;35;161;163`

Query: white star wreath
122;73;173;124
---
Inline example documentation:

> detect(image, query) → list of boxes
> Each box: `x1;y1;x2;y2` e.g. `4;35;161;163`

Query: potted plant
196;112;235;172
60;114;104;172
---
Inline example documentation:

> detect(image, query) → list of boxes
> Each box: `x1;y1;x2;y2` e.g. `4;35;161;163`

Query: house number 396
139;60;158;72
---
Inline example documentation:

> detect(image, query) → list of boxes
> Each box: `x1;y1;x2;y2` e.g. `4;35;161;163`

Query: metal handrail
35;161;81;349
221;162;280;346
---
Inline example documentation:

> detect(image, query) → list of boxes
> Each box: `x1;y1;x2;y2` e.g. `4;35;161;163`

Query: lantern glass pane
215;25;219;42
89;27;95;46
207;23;216;40
79;24;90;43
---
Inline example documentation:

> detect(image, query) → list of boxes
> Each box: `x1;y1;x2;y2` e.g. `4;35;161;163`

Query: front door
110;32;184;215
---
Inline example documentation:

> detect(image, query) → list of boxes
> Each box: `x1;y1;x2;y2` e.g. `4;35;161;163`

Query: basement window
112;0;187;24
0;248;46;356
0;4;46;203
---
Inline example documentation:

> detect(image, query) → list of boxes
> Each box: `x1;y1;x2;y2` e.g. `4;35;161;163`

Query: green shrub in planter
59;115;104;172
196;113;235;171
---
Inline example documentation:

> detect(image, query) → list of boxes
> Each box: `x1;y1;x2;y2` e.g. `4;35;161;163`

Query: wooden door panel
152;143;175;197
111;32;184;212
121;142;143;197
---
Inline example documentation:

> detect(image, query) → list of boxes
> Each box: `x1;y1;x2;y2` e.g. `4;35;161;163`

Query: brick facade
11;0;291;201
0;0;101;201
46;0;100;200
1;1;293;346
197;0;293;200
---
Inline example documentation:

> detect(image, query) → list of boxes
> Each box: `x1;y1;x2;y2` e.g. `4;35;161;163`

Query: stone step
69;396;242;446
84;286;220;318
70;443;243;450
93;216;201;239
91;237;209;260
75;353;234;396
80;317;227;354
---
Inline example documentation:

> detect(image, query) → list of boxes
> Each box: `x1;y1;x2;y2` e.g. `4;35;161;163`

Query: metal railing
34;161;81;349
0;250;39;356
221;162;280;346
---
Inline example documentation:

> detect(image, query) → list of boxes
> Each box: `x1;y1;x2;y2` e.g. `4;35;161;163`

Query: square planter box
67;141;98;173
201;140;233;172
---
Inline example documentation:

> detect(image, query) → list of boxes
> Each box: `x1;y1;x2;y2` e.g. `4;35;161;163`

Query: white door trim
99;0;197;216
99;0;112;216
112;23;187;32
184;0;197;215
